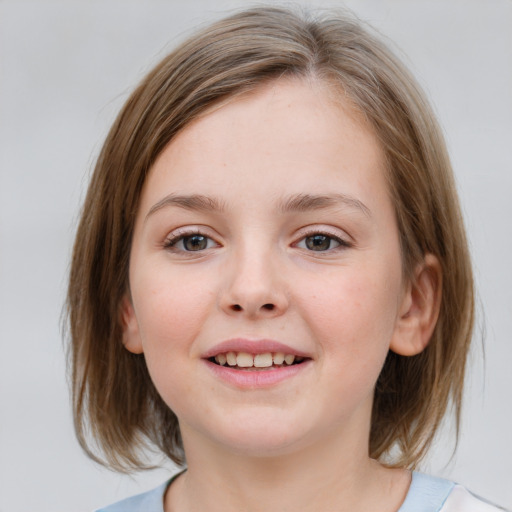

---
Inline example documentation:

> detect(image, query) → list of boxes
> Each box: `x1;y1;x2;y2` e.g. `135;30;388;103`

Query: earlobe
390;254;442;356
120;295;144;354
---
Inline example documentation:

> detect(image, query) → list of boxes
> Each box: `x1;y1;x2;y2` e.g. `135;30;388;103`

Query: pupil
184;235;207;251
306;235;330;251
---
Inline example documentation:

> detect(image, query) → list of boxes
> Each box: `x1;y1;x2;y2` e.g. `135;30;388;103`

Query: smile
210;351;306;369
202;339;312;387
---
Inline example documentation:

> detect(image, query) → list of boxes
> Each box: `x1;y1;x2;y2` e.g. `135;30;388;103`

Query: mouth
208;351;308;371
203;340;312;387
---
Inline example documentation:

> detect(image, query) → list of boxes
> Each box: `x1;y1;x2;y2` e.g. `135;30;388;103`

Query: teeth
236;352;253;367
254;353;273;368
213;351;303;368
273;352;285;365
226;352;237;366
215;353;227;366
284;354;295;365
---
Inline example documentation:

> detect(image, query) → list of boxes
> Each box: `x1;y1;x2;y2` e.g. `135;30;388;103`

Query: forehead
139;77;388;215
176;77;375;150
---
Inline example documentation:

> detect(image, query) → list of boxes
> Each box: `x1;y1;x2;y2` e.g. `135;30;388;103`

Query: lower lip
204;360;311;388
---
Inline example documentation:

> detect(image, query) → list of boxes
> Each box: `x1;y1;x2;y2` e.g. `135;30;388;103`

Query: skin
122;77;441;512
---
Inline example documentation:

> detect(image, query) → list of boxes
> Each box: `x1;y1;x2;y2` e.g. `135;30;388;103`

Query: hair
67;6;474;472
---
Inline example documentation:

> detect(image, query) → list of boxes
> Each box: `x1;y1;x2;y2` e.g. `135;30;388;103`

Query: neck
165;427;410;512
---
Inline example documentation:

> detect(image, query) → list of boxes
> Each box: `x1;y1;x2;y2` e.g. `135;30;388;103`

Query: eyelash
294;229;352;253
163;228;352;254
163;229;218;253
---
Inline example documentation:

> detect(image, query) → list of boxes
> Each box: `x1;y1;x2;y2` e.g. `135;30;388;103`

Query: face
124;78;412;459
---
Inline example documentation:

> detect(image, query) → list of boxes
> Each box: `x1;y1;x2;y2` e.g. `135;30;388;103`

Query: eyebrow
145;192;371;220
278;193;372;217
146;194;226;221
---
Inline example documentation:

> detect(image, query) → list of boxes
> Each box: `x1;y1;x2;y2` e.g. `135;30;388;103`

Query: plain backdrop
0;1;511;511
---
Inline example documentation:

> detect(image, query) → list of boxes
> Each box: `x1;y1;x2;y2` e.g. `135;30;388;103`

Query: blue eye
165;233;217;252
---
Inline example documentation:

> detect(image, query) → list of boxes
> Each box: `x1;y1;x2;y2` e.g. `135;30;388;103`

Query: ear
120;295;144;354
390;254;442;356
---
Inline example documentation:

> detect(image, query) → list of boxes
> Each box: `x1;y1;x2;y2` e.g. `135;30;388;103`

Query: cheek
131;262;215;356
130;265;218;410
297;261;401;363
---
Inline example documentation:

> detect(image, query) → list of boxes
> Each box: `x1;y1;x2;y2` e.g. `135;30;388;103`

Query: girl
67;6;505;512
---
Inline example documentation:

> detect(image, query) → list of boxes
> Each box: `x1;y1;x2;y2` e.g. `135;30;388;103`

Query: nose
219;245;289;319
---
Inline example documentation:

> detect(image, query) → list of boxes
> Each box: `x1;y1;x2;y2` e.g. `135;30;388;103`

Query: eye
165;233;218;252
295;232;349;252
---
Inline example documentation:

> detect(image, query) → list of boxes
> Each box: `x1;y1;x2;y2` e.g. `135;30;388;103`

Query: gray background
0;1;511;510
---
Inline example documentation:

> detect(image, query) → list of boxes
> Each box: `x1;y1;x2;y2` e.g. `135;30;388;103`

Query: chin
204;412;315;458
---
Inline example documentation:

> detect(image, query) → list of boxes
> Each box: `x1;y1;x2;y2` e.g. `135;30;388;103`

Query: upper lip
201;338;312;359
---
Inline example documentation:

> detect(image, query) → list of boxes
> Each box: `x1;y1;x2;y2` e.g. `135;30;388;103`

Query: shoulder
94;479;170;512
400;473;508;512
441;485;509;512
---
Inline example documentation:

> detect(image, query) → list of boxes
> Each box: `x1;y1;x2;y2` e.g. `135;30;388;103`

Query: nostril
228;303;276;313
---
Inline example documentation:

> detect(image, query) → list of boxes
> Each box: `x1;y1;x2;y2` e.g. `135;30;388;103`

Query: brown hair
67;6;474;471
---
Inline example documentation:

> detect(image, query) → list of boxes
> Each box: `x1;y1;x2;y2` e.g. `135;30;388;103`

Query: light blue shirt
95;471;504;512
